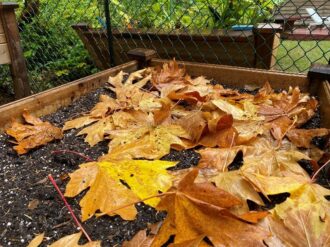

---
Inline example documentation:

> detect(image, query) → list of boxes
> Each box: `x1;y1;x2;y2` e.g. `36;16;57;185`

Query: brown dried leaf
152;59;186;89
6;112;63;154
286;128;329;148
153;169;269;246
28;199;40;210
123;230;155;247
266;183;330;247
270;116;293;141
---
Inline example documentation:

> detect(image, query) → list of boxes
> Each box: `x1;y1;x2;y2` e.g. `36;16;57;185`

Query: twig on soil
312;159;330;182
51;150;95;162
52;220;71;229
96;191;176;217
48;174;92;242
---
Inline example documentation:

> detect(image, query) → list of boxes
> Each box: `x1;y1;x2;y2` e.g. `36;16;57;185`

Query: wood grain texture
0;3;31;99
0;60;138;132
73;24;281;70
0;17;3;33
0;33;7;43
0;43;10;64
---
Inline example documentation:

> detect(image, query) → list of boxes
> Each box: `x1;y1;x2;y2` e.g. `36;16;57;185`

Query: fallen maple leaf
286;128;329;148
166;76;213;103
65;160;177;221
169;235;209;247
269;116;293;141
27;232;101;247
108;69;158;111
258;85;318;126
49;232;101;247
209;171;264;213
212;99;264;121
198;114;238;148
241;148;311;178
63;116;99;131
197;138;272;171
122;229;155;247
266;183;330;247
152;169;269;246
103;124;190;160
27;233;44;247
6;111;63;154
76;116;113;146
152;59;186;89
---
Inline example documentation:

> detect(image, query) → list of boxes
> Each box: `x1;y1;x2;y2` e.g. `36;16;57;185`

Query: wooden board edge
0;60;138;132
0;43;10;64
150;58;309;91
318;80;330;128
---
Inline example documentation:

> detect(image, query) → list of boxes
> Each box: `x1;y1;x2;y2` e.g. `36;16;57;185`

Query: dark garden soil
0;84;328;247
0;87;201;247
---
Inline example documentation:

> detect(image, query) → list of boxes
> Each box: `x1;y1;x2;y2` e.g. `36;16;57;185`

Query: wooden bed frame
0;2;30;99
72;23;282;70
0;49;329;132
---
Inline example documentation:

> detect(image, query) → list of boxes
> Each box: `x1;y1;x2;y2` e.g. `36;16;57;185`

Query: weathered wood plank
0;43;10;64
150;58;309;91
74;23;282;71
318;81;330;128
0;60;138;132
0;17;3;33
0;33;6;43
0;2;31;99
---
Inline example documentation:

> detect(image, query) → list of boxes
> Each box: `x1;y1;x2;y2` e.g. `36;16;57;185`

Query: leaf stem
223;132;236;172
97;191;175;217
48;174;92;242
51;150;94;162
311;159;330;182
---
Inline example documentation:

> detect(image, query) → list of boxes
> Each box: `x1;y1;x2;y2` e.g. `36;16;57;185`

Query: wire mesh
0;0;329;99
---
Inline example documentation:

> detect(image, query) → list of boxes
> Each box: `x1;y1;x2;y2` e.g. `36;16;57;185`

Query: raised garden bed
0;53;329;246
73;24;282;70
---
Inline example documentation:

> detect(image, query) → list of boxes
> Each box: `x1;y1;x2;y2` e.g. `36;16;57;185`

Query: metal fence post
104;0;115;67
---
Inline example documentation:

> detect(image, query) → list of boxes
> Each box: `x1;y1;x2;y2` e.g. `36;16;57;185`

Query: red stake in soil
48;174;92;242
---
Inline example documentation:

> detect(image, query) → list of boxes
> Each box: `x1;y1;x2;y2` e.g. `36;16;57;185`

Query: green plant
0;0;101;93
109;0;280;30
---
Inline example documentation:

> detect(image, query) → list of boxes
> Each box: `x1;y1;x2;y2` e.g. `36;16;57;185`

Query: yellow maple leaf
76;116;114;147
103;124;190;160
266;183;330;247
49;232;101;247
65;160;177;221
62;116;99;131
27;233;44;247
212;99;264;121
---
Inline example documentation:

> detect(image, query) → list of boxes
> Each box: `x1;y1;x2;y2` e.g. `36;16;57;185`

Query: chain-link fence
0;0;330;101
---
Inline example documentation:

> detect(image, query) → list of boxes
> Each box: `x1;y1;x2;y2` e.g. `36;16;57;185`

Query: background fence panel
0;0;329;103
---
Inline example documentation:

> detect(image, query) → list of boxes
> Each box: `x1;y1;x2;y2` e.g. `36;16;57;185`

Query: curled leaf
6;112;63;154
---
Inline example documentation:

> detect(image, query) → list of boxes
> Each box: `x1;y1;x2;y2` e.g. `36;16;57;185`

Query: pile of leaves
7;60;329;246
